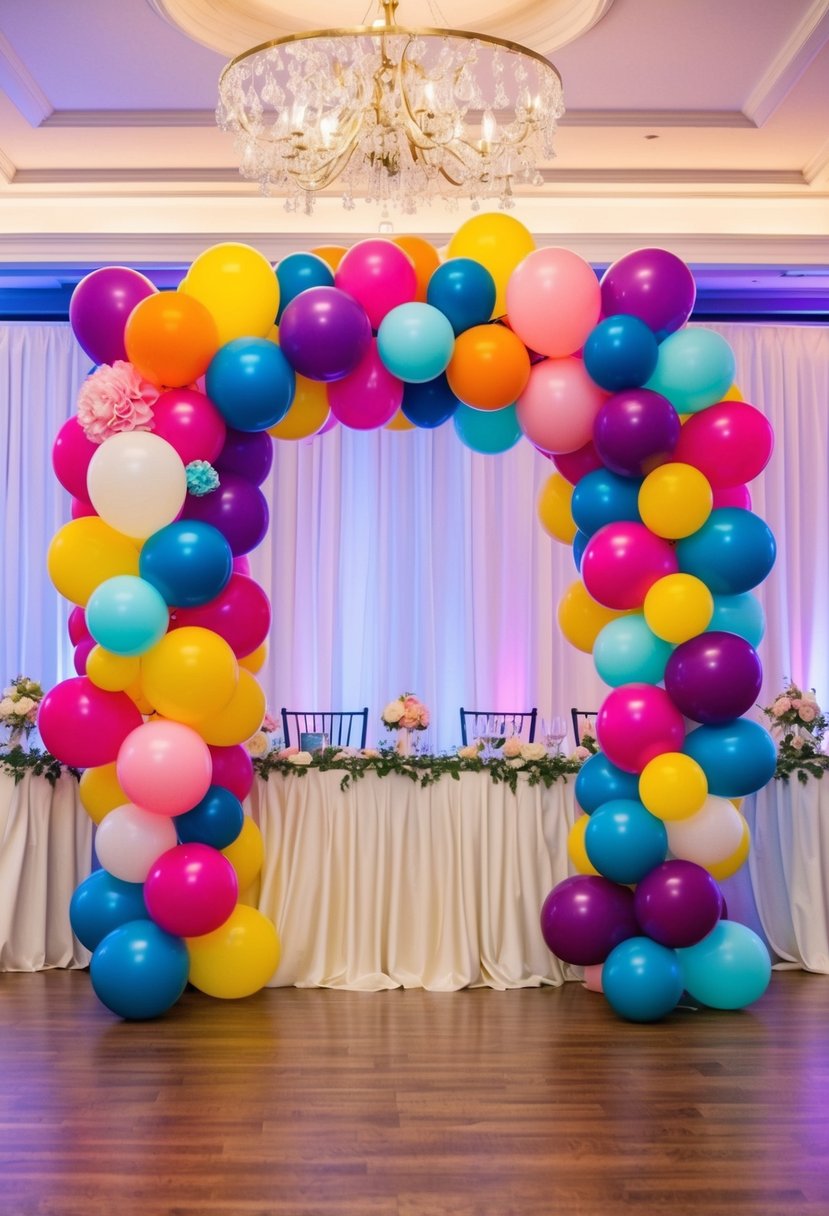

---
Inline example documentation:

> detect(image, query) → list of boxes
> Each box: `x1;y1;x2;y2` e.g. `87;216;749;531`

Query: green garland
773;742;829;784
0;744;79;787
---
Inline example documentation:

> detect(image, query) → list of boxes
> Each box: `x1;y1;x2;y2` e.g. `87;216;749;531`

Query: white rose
458;744;481;760
520;742;547;762
245;731;270;757
383;701;404;724
0;697;15;716
14;696;35;715
289;751;313;766
507;757;526;769
3;687;16;698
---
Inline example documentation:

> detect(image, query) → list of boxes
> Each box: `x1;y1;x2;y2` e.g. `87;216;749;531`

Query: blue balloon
585;799;668;884
708;592;765;647
90;919;190;1020
594;614;674;687
571;468;642;536
377;302;456;384
206;338;296;432
677;920;771;1009
603;936;684;1022
139;521;233;608
683;718;777;796
402;373;459;429
86;574;169;657
676;508;776;594
426;258;497;335
645;327;736;414
275;252;334;322
573;529;590;572
453;402;521;455
583;313;659;392
175;784;245;850
575;752;640;815
70;870;147;952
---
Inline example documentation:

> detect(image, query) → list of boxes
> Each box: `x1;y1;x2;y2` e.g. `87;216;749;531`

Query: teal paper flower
185;460;220;497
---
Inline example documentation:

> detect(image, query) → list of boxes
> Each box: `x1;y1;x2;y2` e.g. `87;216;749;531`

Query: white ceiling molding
0;145;16;185
743;0;829;126
41;109;218;129
0;31;52;127
803;138;829;186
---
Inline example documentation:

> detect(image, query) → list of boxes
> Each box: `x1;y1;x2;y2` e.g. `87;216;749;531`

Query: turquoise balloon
574;752;640;815
86;574;169;657
594;614;674;686
275;252;334;322
453;402;522;455
708;592;765;647
584;799;668;884
676;508;776;594
645;328;736;414
603;937;683;1022
677;920;771;1009
683;718;777;796
571;468;642;536
377;302;456;384
426;258;496;335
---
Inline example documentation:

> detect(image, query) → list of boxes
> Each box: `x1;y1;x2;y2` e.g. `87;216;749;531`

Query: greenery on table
0;744;79;787
773;741;829;784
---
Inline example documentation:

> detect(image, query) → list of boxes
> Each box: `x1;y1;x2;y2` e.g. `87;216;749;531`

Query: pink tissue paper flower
76;360;159;444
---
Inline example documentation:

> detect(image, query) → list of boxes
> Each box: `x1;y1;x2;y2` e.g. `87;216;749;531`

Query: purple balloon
634;860;723;948
215;428;274;486
600;249;696;342
279;287;372;382
540;874;638;966
69;267;157;366
593;387;681;478
664;631;763;724
181;471;269;556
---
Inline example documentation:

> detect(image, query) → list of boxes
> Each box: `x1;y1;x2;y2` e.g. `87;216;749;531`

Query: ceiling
0;0;827;314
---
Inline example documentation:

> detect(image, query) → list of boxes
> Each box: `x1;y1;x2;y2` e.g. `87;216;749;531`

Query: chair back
570;708;597;748
460;708;537;746
281;708;369;750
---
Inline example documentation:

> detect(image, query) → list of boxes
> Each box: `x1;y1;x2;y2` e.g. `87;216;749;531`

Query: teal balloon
594;614;674;686
573;529;589;572
175;784;244;850
584;799;668;884
275;252;334;322
402;373;459;428
583;314;659;392
676;508;776;594
683;718;777;796
574;752;640;815
708;592;765;647
139;521;233;608
70;870;147;952
206;337;296;432
90;919;189;1020
645;328;736;414
426;258;496;335
677;920;771;1009
453;402;522;454
572;468;642;536
86;575;169;657
603;937;684;1022
377;302;456;384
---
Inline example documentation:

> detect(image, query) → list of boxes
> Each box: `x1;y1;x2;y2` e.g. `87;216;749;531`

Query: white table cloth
0;770;92;971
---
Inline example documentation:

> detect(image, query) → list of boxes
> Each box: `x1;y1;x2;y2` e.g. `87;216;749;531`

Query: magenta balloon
335;239;418;330
232;555;251;575
600;249;696;342
71;497;98;519
181;471;269;556
73;638;95;676
712;483;751;510
634;860;723;948
38;677;143;768
144;843;238;937
215;427;274;486
52;417;98;502
279;286;372;382
151;388;227;465
593;387;681;478
69;266;157;366
316;413;339;436
516;358;608;454
596;684;686;773
209;744;254;801
540;874;638;966
582;521;678;609
328;339;403;430
673;400;774;488
664;631;763;724
552;440;604;484
170;573;271;657
68;606;90;646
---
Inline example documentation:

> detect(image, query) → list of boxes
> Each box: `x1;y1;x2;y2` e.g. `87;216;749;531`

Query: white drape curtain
2;320;828;750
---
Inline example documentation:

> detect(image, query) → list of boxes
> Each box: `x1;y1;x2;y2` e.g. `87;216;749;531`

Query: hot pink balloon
170;573;271;658
516;358;608;454
553;441;605;485
73;638;95;676
38;677;143;768
232;555;251;576
335;239;417;330
712;483;752;510
68;606;90;646
673;400;774;488
582;521;678;610
116;720;213;817
506;247;601;358
144;843;238;937
328;339;403;430
52;417;98;502
597;684;686;773
150;388;227;465
209;744;254;802
71;497;98;519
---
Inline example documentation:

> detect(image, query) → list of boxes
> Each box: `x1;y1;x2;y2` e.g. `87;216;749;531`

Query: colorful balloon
69;266;157;366
401;374;459;429
676;508;776;595
139;521;233;609
145;843;238;938
539;875;638;966
516;358;607;454
666;796;747;868
169;573;271;658
583;314;659;392
596;683;686;773
180;242;280;345
556;579;626;653
677;920;771;1009
335;239;417;330
600;248;696;341
278;286;372;382
447;213;536;318
537;473;577;544
683;719;777;797
268;376;330;441
426;258;496;334
140;626;239;725
175;784;245;850
38;677;143;768
571;468;642;536
644;573;714;644
593;614;673;687
377;303;455;384
638;752;708;821
186;904;281;999
674;399;774;487
209;744;254;802
574;752;641;815
70;869;148;953
602;937;683;1022
328;339;403;430
90;920;190;1020
584;799;668;884
446;324;531;411
391;235;441;302
214;427;274;486
94;803;179;883
205;338;295;432
86;574;170;657
124;291;219;388
51;416;98;502
48;517;139;607
117;719;213;818
634;860;723;948
664;631;763;724
645;328;736;414
581;522;678;610
592;387;680;478
181;470;269;556
275;252;334;321
150;388;227;465
452;402;522;455
87;431;187;541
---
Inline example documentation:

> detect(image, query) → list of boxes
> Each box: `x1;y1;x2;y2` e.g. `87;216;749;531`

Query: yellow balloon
639;752;708;821
187;904;281;999
268;374;329;440
639;463;713;540
124;677;154;715
47;518;139;607
447;213;536;318
706;817;750;880
181;242;280;346
86;646;140;692
78;762;127;825
538;472;577;544
266;323;280;345
385;408;416;431
239;641;268;675
568;814;599;875
193;668;266;746
557;580;627;654
222;816;265;890
140;626;239;724
723;383;743;401
643;573;714;644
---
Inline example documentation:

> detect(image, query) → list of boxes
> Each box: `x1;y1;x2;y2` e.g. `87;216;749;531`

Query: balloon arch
41;214;775;1021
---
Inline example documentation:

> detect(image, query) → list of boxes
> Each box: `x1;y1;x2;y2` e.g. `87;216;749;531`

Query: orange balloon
385;408;416;431
446;324;531;411
124;292;219;387
311;245;347;272
392;236;441;302
269;375;329;440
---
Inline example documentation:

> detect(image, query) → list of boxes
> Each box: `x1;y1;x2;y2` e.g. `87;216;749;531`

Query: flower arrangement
0;676;44;743
762;681;826;754
381;693;430;732
76;360;159;444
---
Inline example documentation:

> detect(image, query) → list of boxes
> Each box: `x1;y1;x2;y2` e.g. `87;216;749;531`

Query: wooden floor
1;971;828;1216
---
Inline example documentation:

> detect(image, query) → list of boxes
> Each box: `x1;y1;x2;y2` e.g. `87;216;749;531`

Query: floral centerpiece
381;692;430;755
0;676;44;748
761;680;829;782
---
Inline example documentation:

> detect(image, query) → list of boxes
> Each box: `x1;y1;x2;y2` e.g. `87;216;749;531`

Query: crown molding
40;109;217;129
0;145;15;185
0;31;52;127
803;138;829;186
743;0;829;126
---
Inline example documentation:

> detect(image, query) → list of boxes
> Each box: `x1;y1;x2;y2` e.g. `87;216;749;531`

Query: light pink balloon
117;720;213;817
51;416;98;502
597;684;686;774
506;248;601;358
150;388;227;465
335;239;417;331
582;521;678;610
144;843;238;937
583;963;604;992
516;358;608;454
328;339;403;430
94;803;179;883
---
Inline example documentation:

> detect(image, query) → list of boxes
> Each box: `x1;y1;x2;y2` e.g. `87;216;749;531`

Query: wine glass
545;715;568;756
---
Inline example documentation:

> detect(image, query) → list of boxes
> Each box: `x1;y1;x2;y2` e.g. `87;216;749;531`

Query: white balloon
87;431;187;540
666;795;745;868
94;803;178;883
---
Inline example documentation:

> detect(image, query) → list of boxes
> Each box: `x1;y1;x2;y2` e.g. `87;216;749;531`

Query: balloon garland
40;218;774;1021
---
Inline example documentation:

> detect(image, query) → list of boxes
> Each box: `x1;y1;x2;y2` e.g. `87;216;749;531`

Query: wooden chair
570;708;597;748
460;708;537;746
280;708;369;750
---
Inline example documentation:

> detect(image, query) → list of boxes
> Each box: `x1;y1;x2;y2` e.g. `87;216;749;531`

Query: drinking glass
545;715;568;755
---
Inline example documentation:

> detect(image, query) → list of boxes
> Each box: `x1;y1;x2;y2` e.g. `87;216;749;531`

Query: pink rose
417;707;430;728
574;745;591;761
798;704;817;723
76;360;159;444
277;746;299;758
771;697;792;717
790;736;805;750
502;736;523;758
262;711;279;733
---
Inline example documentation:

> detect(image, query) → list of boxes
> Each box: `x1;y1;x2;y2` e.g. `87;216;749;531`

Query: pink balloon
144;843;238;937
73;638;95;676
583;963;604;993
335;239;417;330
553;441;605;485
169;573;271;657
150;388;227;465
232;555;251;576
71;497;98;519
582;522;678;610
209;744;254;802
328;339;403;430
316;413;339;436
117;720;213;817
712;483;752;510
597;684;686;773
673;400;774;488
516;358;608;454
68;606;90;646
52;417;98;502
506;247;601;358
38;677;143;768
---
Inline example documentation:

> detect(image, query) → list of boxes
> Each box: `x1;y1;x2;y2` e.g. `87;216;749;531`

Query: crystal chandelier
216;0;564;214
